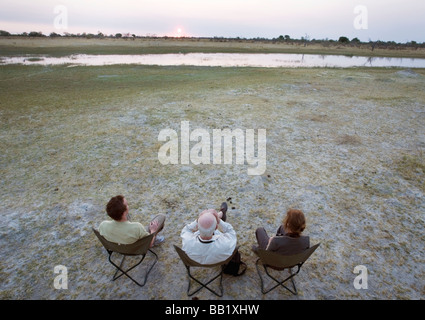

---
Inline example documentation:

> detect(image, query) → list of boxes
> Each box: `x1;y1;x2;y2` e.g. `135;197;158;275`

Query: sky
0;0;424;43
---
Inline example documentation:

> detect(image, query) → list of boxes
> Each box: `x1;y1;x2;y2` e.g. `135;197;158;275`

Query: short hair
283;209;306;237
198;212;217;238
106;195;127;221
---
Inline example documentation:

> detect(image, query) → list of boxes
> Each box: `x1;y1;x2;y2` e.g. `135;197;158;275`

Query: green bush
338;36;350;43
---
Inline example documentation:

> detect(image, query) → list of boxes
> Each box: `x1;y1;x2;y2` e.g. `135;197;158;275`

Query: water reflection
365;56;375;66
1;53;425;68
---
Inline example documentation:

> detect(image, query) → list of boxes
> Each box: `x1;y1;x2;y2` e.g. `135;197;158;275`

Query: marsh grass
2;37;425;59
0;64;424;299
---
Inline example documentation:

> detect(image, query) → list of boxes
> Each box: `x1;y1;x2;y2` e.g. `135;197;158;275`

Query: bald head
198;210;218;239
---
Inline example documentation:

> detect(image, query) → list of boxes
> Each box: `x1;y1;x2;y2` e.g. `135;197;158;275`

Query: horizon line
1;30;423;46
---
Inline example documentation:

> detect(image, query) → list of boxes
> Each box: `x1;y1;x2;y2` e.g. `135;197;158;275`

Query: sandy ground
0;63;424;300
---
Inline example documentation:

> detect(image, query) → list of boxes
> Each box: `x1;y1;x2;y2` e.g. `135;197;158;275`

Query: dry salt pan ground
0;65;424;300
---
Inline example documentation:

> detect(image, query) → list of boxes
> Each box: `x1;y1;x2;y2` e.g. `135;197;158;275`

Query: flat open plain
0;38;424;299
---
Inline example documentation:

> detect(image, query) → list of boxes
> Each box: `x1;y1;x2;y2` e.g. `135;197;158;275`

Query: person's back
98;195;165;247
254;208;310;256
99;220;147;245
181;207;236;265
266;234;310;256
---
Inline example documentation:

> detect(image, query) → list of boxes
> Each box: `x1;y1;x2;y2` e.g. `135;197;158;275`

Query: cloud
0;0;424;42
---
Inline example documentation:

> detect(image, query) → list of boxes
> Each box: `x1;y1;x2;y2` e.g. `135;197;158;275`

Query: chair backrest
255;243;320;269
174;245;238;268
93;227;154;256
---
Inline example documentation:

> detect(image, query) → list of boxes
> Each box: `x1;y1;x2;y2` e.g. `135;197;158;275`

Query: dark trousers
255;225;285;249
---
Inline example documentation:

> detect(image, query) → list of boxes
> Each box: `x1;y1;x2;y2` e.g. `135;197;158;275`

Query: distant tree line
0;30;423;49
0;30;137;39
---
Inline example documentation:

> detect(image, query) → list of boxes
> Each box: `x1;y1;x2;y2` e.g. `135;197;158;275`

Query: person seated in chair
253;209;310;256
181;202;236;265
99;195;165;247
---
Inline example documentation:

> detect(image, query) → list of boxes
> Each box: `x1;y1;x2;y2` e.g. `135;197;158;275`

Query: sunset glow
0;0;424;42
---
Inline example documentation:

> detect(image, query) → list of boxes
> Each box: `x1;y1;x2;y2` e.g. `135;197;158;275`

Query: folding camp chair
253;243;320;295
174;245;238;297
93;228;158;287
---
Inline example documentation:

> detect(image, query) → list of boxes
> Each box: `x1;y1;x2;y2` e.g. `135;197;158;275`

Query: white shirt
181;220;237;265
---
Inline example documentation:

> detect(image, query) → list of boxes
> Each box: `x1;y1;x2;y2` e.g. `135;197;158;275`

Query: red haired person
253;209;310;255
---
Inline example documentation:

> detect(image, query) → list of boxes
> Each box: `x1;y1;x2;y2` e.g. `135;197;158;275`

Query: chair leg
112;255;127;280
108;249;158;287
255;258;299;295
185;266;224;297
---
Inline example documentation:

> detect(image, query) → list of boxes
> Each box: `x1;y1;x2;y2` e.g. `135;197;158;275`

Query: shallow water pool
2;53;425;68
